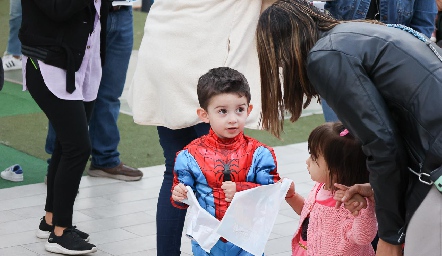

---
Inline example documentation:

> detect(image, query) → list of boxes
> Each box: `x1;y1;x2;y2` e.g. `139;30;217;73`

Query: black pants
26;59;95;227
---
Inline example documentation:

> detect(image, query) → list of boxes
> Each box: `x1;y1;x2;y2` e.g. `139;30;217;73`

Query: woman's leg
156;123;210;256
25;59;94;229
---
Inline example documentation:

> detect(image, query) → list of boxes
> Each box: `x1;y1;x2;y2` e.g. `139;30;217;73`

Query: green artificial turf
0;144;48;189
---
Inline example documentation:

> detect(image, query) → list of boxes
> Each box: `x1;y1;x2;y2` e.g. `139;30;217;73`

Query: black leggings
26;58;95;227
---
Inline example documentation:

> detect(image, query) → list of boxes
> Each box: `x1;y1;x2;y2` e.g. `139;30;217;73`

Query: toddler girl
285;122;377;256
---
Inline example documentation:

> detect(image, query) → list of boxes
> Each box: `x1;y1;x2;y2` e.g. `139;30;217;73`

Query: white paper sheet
216;179;292;255
182;179;292;255
182;187;221;252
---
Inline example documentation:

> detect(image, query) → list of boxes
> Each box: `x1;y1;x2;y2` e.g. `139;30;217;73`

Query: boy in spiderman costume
171;67;283;255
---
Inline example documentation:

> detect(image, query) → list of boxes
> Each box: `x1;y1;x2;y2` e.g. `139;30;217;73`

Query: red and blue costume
172;129;280;255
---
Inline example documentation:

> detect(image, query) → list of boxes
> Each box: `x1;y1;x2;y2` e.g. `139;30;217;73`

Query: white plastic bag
216;179;292;256
182;187;221;252
182;179;292;255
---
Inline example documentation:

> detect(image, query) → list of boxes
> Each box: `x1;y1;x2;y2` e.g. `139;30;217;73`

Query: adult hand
222;181;236;202
334;183;373;210
334;190;367;216
376;239;403;256
172;183;188;202
437;0;442;11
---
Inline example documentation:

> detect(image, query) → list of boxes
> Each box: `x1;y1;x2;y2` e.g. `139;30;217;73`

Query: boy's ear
247;104;253;116
197;108;210;123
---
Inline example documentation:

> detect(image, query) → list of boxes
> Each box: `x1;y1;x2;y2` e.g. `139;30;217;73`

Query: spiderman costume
172;129;280;255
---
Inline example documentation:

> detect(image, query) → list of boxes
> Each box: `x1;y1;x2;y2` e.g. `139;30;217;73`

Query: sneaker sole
45;241;97;255
36;229;50;239
0;173;23;182
37;230;90;242
87;169;142;181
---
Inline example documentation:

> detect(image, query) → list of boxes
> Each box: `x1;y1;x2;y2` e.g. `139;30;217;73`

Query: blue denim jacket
325;0;437;37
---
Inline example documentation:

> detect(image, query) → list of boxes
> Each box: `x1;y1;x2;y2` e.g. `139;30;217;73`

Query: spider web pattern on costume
185;135;262;220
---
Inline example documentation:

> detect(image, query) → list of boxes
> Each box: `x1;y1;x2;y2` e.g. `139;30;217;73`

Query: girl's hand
334;183;371;215
172;183;188;202
221;181;236;202
285;180;295;198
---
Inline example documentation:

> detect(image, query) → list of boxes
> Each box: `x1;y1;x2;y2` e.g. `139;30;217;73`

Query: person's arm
343;198;378;246
235;145;280;190
170;150;196;209
307;49;408;245
284;181;304;215
409;0;438;38
334;183;374;216
224;145;280;201
32;0;91;22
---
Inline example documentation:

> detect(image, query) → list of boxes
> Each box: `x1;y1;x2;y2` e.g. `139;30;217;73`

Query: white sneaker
1;164;24;182
2;54;22;71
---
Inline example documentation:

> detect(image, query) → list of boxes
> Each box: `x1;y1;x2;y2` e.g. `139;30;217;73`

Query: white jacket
128;0;273;129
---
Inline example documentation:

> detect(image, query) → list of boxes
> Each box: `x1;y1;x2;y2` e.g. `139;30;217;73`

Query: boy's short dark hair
197;67;251;110
308;122;369;190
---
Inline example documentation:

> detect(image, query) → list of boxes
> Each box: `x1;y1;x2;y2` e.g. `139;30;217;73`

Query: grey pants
404;186;442;256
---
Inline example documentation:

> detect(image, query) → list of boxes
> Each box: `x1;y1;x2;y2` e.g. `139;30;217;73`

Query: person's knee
67;138;91;162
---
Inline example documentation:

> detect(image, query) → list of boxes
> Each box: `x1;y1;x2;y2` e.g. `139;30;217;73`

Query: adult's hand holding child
334;183;374;216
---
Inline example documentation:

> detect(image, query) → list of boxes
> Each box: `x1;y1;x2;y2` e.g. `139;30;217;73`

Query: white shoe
2;54;22;71
1;164;24;182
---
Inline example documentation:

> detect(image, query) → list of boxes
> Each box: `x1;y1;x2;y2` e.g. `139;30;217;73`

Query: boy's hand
222;181;236;202
172;183;188;202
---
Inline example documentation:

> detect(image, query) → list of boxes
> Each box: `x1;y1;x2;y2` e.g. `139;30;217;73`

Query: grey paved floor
2;51;322;255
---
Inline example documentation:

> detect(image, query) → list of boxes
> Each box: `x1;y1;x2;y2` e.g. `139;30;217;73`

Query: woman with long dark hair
256;0;442;255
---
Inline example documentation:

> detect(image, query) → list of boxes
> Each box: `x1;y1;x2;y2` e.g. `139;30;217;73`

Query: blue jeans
156;123;210;256
321;98;339;122
6;0;22;56
46;7;134;168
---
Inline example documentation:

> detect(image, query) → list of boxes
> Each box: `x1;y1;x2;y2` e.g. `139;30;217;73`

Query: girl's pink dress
292;182;377;256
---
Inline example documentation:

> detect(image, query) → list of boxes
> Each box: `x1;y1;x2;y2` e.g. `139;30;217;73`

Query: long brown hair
257;0;340;138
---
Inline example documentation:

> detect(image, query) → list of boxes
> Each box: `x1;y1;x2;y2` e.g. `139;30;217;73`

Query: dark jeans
26;58;94;227
156;123;210;256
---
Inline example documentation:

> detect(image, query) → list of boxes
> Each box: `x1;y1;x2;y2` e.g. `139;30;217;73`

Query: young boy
171;67;281;256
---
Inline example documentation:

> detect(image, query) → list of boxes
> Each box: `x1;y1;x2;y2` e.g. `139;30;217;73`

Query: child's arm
223;146;280;201
170;150;196;209
285;181;304;215
343;198;378;245
334;190;367;217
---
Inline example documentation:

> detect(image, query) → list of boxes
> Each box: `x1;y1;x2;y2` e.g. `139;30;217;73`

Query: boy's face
197;93;253;139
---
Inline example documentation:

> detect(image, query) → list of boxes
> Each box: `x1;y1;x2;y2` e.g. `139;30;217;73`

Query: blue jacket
325;0;437;37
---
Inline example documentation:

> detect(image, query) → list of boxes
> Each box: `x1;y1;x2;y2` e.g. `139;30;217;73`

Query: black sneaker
36;217;90;241
45;227;97;255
